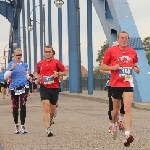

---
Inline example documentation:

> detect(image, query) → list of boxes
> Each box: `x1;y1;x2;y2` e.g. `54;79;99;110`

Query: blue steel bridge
0;0;150;102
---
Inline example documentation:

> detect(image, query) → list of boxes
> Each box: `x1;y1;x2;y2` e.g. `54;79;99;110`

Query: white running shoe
15;124;20;134
20;125;27;134
46;127;53;137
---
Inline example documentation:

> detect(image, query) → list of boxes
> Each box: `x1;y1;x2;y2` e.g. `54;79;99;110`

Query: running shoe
20;126;27;134
124;135;134;147
118;121;125;132
46;127;53;137
15;124;20;134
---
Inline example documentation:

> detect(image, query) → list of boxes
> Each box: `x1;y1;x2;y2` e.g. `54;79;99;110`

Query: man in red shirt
35;45;67;137
101;31;140;146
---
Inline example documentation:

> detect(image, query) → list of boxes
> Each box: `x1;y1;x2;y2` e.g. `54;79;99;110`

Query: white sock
125;131;130;137
113;123;117;127
118;116;123;122
109;122;113;127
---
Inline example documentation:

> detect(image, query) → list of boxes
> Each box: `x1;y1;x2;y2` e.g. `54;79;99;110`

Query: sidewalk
0;93;150;149
61;90;150;110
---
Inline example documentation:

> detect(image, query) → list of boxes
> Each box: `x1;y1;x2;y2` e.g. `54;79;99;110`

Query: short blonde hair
14;48;22;54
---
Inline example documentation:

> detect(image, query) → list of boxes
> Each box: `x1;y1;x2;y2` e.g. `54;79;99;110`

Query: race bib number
119;67;132;78
43;76;54;84
1;82;5;84
14;87;25;95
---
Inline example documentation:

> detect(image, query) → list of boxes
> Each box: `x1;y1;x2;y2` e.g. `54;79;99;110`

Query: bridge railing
63;75;107;91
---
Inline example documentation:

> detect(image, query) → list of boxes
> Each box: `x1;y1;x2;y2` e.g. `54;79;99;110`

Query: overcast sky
0;0;150;71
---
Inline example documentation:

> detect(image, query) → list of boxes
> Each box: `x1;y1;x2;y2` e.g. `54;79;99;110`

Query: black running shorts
40;84;59;105
111;87;133;100
0;82;7;88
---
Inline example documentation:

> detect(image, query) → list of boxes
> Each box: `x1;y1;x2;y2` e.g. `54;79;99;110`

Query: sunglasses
16;54;22;56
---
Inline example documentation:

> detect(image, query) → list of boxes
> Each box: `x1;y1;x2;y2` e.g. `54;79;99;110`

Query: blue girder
92;0;150;102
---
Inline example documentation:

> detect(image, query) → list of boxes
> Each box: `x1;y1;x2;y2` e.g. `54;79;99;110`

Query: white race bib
119;67;132;78
43;76;54;84
14;87;25;95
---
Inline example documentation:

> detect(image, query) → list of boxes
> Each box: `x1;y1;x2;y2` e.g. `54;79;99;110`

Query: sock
109;122;113;127
125;131;130;137
113;123;117;127
118;116;123;122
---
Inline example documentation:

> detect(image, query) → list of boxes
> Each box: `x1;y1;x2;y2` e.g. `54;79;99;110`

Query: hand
29;78;32;82
35;79;40;84
134;66;140;74
53;71;59;78
10;63;16;70
112;64;120;70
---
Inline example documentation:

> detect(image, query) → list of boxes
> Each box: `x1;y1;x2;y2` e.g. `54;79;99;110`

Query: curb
132;102;150;110
60;93;109;104
60;93;150;110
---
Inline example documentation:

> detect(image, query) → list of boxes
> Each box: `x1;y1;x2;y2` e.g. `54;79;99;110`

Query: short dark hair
44;45;55;55
117;31;129;39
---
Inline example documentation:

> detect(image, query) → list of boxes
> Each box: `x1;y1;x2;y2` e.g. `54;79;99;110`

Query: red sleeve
56;60;65;72
36;61;40;74
133;52;138;63
102;48;112;65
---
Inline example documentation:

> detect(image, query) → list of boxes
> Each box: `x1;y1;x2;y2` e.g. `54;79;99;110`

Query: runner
100;70;125;133
4;48;30;134
35;45;67;137
101;31;140;146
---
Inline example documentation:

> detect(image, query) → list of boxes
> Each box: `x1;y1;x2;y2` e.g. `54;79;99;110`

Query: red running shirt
36;58;65;88
102;46;138;87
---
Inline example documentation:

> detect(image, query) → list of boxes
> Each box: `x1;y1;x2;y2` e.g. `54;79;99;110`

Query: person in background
0;67;7;99
28;70;33;95
32;72;38;94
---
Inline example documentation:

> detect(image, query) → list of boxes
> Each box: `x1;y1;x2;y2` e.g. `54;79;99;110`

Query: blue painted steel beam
32;0;37;71
58;8;62;62
27;0;31;70
17;8;21;48
39;0;44;59
92;0;150;102
87;0;93;94
58;7;63;92
22;0;27;62
48;0;52;46
67;0;79;93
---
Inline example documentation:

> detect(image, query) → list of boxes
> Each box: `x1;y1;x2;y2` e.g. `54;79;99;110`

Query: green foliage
93;66;101;75
96;41;109;65
143;36;150;65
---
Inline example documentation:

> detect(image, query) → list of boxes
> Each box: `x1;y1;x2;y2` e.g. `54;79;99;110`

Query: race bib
14;87;25;95
1;82;5;84
43;76;54;84
119;67;132;78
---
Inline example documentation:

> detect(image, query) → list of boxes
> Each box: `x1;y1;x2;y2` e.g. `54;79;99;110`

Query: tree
96;41;109;65
142;36;150;65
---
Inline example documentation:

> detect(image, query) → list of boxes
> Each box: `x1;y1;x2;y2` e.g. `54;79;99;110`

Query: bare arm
100;68;111;74
34;72;41;84
101;63;120;71
4;71;12;80
35;72;40;80
133;63;140;74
